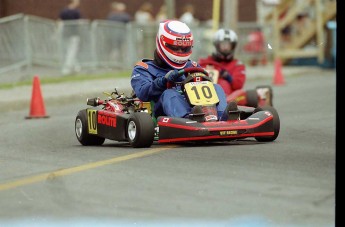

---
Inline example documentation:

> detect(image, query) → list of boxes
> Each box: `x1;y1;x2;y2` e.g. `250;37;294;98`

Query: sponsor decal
189;81;208;85
98;114;116;127
176;37;190;41
248;117;260;120
205;115;218;121
107;102;121;111
132;73;141;78
264;111;272;116
174;37;192;46
162;117;170;123
173;40;192;46
220;130;238;136
191;61;197;67
235;95;245;102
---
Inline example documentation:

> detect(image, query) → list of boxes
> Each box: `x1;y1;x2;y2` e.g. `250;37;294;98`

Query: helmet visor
218;41;232;54
165;43;192;54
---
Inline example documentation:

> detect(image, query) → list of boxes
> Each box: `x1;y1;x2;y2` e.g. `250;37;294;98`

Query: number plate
87;109;98;134
184;81;219;106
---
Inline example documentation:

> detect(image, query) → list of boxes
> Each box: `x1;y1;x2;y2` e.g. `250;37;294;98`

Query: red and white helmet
156;20;193;69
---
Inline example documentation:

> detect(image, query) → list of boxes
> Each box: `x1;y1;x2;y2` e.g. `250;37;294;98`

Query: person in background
198;28;246;96
156;4;168;23
107;1;131;23
131;20;239;122
243;27;267;66
107;2;131;60
134;2;154;24
293;12;311;36
179;4;198;26
59;0;82;75
134;2;154;57
59;0;81;21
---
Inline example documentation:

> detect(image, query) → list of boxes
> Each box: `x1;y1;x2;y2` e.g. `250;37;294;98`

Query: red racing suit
198;56;246;96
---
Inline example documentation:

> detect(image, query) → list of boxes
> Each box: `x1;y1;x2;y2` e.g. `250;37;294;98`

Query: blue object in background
327;21;336;68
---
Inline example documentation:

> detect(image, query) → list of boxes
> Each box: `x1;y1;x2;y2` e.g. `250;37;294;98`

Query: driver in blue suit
131;20;237;122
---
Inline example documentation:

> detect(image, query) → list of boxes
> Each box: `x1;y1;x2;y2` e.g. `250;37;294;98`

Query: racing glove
164;69;180;82
154;77;167;89
220;69;233;83
154;69;181;89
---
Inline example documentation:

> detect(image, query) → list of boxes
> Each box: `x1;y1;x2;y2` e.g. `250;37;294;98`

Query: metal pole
212;0;221;31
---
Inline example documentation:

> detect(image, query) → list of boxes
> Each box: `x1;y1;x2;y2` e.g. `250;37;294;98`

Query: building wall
0;0;257;22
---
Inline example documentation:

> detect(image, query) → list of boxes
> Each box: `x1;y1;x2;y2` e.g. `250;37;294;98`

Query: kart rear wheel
246;89;259;108
254;105;280;142
126;112;155;148
75;110;105;146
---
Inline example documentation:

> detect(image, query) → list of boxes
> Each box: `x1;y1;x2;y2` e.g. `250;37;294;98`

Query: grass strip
0;70;131;90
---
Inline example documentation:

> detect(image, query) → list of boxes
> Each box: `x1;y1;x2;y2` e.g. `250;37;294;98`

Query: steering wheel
177;67;209;77
167;67;211;88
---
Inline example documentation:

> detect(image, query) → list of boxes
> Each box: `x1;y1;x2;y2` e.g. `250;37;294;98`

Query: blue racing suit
131;59;227;119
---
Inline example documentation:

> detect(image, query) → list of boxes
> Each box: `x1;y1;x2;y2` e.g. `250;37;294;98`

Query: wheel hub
128;121;137;140
75;118;83;138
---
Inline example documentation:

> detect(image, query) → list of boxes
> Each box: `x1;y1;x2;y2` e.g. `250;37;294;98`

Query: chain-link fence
0;14;263;81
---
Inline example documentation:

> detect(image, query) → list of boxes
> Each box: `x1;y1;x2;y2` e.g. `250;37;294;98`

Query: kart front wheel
246;89;259;108
254;105;280;142
126;112;155;148
75;110;105;146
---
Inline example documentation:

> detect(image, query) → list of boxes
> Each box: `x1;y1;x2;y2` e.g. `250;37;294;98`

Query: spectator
59;0;81;75
134;2;154;57
107;2;131;60
281;25;292;46
107;1;131;23
156;4;168;23
59;0;81;20
294;12;311;36
179;4;198;25
134;2;154;24
243;27;267;65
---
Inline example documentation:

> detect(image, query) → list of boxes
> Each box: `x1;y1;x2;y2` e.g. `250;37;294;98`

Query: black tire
254;105;280;142
126;112;155;148
75;110;105;146
246;89;259;108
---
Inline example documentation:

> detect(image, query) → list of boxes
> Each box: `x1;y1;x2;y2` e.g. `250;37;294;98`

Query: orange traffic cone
26;75;49;119
273;58;285;85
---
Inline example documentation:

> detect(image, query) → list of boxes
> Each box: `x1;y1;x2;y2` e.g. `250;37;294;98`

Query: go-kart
200;61;273;107
75;67;280;148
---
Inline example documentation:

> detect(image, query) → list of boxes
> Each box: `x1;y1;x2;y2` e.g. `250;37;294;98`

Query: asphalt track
0;69;336;226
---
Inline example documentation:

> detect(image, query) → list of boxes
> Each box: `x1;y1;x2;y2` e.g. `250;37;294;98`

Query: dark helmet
212;28;238;61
